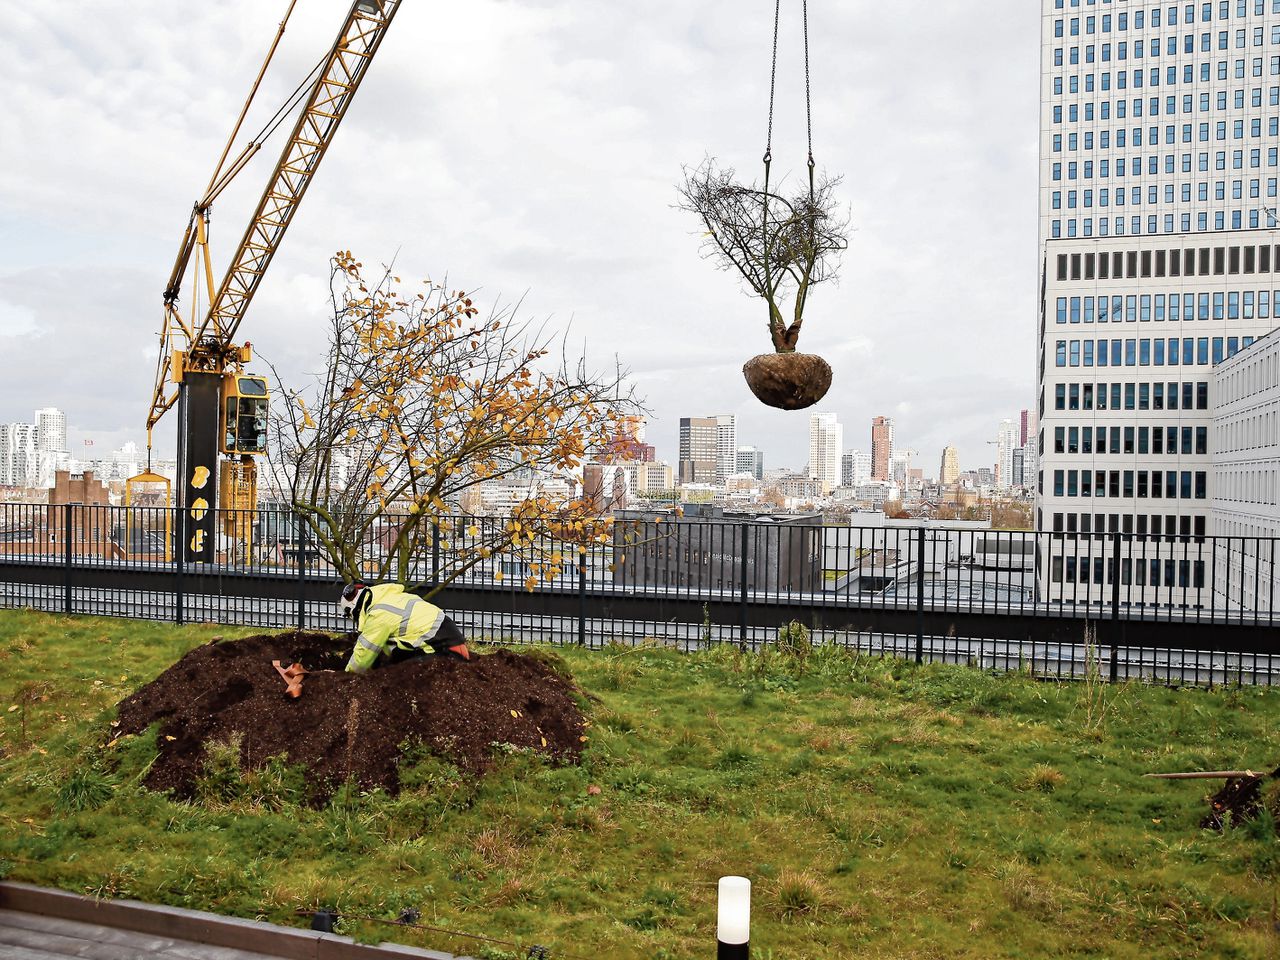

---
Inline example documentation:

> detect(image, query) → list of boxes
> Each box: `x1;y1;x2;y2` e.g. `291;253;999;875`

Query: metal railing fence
0;503;1277;686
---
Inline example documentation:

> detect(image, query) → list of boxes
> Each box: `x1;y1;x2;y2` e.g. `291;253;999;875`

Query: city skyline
1;1;1039;474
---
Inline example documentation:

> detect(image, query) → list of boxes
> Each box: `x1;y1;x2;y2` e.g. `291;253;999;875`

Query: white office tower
996;419;1020;490
1211;330;1280;608
808;412;843;495
715;415;737;485
1038;0;1280;606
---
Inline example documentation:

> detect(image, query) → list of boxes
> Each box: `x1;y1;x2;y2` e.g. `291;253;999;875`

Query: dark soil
114;631;586;802
1199;768;1280;830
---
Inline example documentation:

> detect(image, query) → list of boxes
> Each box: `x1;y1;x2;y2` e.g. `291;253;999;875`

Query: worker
338;582;471;673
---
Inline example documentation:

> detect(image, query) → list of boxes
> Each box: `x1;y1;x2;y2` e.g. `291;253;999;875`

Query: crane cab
220;373;269;455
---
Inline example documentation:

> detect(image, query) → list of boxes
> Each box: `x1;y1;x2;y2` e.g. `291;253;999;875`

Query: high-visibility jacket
346;583;446;674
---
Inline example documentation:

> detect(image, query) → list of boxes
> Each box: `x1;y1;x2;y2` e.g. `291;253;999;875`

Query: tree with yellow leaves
268;253;641;595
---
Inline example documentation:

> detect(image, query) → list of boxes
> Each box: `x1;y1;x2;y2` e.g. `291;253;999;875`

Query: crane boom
146;0;401;436
204;0;401;349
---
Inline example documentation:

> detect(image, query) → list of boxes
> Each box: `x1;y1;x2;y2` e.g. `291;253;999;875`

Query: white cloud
0;0;1039;473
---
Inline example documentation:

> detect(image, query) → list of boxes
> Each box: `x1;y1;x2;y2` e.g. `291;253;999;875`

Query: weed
770;869;826;920
774;621;811;663
55;766;116;812
193;733;245;806
1021;763;1067;792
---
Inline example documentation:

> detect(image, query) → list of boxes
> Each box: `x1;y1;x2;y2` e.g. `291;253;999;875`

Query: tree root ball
742;352;833;410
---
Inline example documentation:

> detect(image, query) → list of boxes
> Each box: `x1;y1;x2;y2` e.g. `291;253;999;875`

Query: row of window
1058;13;1280;36
1053;33;1280;66
1052;210;1270;237
1053;379;1210;410
1050;512;1208;537
1053;424;1209;454
1216;465;1280;502
1215;409;1280;450
1218;340;1280;403
1052;43;1280;81
1053;335;1256;366
1055;2;1280;25
1056;244;1279;279
1050;553;1206;589
1052;467;1209;499
1056;292;1275;322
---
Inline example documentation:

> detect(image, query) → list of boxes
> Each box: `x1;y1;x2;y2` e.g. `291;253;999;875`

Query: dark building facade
612;506;822;593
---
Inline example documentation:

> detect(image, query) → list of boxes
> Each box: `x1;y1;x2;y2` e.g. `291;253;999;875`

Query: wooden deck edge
0;882;466;960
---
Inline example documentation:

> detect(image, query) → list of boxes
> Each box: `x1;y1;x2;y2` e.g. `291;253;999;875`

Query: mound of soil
114;631;585;801
1199;768;1280;830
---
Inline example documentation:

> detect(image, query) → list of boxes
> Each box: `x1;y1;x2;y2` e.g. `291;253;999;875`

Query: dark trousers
385;616;467;664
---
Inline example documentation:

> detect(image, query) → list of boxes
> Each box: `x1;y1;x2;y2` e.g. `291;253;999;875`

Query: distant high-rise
735;445;765;480
678;417;718;485
1019;409;1030;447
940;445;960;486
35;407;66;456
870;417;894;481
715;415;736;484
841;449;872;487
808;413;842;495
0;422;37;488
995;419;1018;491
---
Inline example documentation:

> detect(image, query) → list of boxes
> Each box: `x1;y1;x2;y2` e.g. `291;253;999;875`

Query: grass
1;610;1279;959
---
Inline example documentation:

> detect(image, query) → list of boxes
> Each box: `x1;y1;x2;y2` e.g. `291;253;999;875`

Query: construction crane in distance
144;0;401;563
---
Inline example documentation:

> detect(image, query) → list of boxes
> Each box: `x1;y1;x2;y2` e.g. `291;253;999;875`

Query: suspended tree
678;0;848;410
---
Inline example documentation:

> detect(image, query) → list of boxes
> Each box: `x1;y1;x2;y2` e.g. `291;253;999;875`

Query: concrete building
735;445;765;480
1036;0;1280;604
612;506;823;594
842;449;872;487
808;412;842;495
678;417;718;485
1211;331;1280;610
0;422;37;488
715;416;737;485
871;417;894;481
940;445;960;486
637;460;676;494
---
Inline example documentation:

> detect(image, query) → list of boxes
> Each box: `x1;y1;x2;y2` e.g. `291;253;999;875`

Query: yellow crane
142;0;401;564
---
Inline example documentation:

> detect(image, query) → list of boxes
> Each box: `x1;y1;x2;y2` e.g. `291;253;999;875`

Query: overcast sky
1;0;1040;474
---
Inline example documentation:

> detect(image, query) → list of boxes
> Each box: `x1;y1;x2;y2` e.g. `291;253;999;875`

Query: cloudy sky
1;0;1040;474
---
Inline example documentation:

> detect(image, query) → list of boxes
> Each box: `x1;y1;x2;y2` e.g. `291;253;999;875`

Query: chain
765;0;781;164
803;0;815;195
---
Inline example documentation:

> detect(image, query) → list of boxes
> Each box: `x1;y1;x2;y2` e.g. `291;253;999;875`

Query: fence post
577;551;587;648
174;506;186;626
739;523;749;649
63;505;72;616
431;520;441;592
1109;530;1122;682
915;526;925;664
295;511;307;632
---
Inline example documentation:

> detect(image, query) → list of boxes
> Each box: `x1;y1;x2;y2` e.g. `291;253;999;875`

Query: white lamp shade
717;876;751;944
